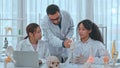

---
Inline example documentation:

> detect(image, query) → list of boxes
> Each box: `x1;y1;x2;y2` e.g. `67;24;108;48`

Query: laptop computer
13;51;39;68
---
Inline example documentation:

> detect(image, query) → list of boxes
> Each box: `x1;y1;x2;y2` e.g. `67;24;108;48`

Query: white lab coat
72;38;110;64
16;38;50;63
41;10;74;58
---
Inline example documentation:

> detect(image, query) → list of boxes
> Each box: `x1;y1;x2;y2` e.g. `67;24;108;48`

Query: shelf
0;35;25;37
0;18;26;20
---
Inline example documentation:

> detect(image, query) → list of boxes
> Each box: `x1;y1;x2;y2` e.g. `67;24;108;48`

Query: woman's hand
72;55;88;64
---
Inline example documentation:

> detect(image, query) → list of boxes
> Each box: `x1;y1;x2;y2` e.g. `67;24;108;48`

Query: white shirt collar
80;37;92;44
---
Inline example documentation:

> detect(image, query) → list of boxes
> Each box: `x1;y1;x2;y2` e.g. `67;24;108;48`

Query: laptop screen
13;51;39;67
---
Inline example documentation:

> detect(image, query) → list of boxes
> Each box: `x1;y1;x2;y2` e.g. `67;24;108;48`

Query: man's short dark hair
46;4;60;15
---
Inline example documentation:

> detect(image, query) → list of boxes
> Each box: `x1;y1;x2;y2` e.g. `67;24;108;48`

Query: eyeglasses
50;16;60;22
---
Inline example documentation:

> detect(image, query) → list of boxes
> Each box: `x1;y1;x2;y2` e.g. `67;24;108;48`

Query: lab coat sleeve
42;17;63;47
94;42;110;64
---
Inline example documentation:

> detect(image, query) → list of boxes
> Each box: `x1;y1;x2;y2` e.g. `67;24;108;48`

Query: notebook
13;51;39;68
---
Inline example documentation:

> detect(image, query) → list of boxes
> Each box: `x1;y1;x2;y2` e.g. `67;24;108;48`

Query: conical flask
87;47;94;63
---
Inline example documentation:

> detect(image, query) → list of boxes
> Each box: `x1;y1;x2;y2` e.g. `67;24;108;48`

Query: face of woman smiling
78;23;91;41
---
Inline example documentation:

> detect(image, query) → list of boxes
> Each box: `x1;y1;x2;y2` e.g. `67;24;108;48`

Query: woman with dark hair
71;19;110;64
16;23;50;64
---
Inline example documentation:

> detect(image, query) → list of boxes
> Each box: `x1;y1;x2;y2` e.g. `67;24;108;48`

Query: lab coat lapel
60;12;68;38
26;38;35;51
36;41;40;52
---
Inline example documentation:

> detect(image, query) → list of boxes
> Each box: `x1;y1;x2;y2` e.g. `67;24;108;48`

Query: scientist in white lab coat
71;19;110;64
16;23;50;64
42;4;74;63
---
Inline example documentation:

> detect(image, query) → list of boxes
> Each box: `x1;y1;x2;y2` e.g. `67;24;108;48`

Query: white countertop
0;62;120;68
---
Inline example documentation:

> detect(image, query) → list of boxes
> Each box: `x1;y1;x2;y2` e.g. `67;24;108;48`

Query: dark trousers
60;57;68;63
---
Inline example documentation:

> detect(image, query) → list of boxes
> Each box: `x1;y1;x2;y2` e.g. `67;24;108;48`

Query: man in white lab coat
42;4;74;63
